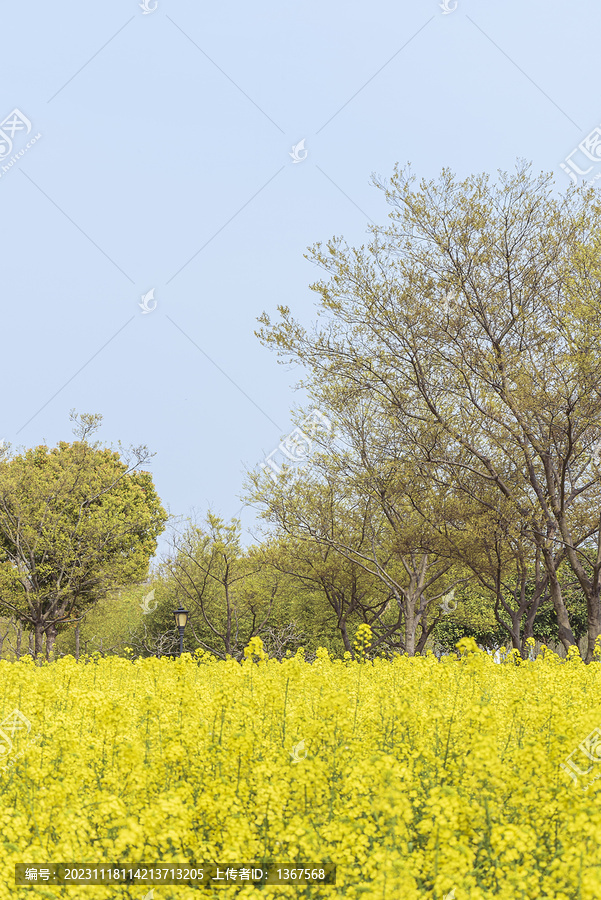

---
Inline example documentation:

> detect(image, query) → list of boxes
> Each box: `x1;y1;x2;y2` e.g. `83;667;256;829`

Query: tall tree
258;533;390;657
257;162;601;659
0;412;167;657
160;513;273;660
246;424;462;657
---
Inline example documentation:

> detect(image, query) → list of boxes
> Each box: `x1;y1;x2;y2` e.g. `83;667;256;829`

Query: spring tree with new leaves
256;161;601;660
0;412;168;658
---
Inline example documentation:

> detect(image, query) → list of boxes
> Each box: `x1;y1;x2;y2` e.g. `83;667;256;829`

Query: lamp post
173;605;189;657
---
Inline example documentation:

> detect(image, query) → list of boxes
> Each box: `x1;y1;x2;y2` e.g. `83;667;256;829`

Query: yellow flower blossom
0;647;598;897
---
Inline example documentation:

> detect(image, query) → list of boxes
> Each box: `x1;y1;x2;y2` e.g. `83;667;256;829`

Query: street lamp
173;605;189;657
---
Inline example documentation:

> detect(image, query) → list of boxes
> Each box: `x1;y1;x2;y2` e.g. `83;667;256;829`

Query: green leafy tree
246;427;463;657
257;161;601;659
256;533;389;658
0;412;167;658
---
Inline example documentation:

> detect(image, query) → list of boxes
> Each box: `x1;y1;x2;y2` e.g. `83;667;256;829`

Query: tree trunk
585;587;601;663
45;623;58;660
405;607;416;656
508;608;522;651
521;578;549;657
545;562;576;653
75;621;80;661
15;620;22;660
339;619;354;656
550;515;601;662
34;623;45;660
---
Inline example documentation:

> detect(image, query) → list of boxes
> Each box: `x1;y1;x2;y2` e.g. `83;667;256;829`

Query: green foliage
532;590;588;644
429;589;506;653
5;164;601;662
0;412;168;656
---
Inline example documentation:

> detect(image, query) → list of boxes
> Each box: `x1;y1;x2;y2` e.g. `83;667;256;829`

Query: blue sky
2;0;599;566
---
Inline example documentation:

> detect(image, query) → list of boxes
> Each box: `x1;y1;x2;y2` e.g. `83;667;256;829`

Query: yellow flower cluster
1;641;601;899
243;636;268;664
353;623;373;663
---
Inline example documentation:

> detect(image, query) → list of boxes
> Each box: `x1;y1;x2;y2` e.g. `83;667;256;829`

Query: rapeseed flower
0;640;599;898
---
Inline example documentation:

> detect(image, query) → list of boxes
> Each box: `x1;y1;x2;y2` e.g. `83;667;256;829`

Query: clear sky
2;0;599;566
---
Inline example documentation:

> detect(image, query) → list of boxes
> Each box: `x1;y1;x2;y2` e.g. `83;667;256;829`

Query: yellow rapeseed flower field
1;636;601;899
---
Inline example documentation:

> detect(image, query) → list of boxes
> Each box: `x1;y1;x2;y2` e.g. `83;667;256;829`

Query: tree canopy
0;412;167;657
254;161;601;660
